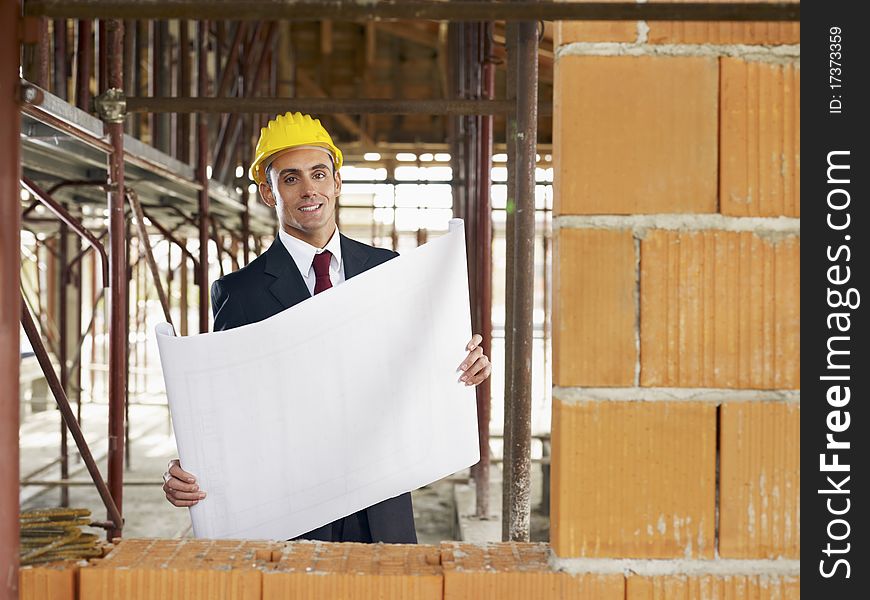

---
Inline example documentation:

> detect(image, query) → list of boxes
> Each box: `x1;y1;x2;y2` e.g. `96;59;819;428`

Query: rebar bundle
20;508;103;565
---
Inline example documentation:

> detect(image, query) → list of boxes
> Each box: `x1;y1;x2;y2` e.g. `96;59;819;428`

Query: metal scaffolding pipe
474;23;494;518
197;20;210;333
66;229;108;276
66;288;105;385
211;21;264;181
214;21;247;98
501;20;517;543
98;20;107;93
128;96;520;115
152;20;170;154
105;17;127;541
1;2;21;595
59;217;71;506
140;208;202;278
214;22;277;182
178;19;192;163
25;1;801;22
75;19;93;110
179;237;189;335
127;189;174;329
20;176;110;287
505;21;538;543
53;19;68;99
20;298;124;531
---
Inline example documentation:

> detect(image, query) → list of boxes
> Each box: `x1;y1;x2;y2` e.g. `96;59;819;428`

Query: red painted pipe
1;2;22;596
105;18;127;541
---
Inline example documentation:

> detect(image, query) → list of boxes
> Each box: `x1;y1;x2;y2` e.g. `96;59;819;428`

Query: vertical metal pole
198;21;211;333
474;22;494;518
97;20;107;93
1;2;22;596
178;20;191;163
59;218;70;506
76;19;93;110
74;239;84;429
36;18;50;88
53;19;68;100
241;117;251;266
179;239;189;336
124;218;133;469
505;20;538;543
89;251;98;402
135;21;148;139
166;242;174;322
106;18;126;541
151;21;169;153
501;20;517;543
122;19;135;136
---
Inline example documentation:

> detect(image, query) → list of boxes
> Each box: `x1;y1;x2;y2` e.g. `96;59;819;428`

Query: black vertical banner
803;2;868;596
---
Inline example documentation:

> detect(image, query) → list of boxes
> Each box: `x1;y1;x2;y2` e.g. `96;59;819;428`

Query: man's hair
263;153;336;190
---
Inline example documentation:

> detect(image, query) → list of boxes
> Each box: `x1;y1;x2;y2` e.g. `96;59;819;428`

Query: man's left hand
458;334;492;386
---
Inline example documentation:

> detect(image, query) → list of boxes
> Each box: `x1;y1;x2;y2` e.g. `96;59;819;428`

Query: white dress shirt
277;227;346;296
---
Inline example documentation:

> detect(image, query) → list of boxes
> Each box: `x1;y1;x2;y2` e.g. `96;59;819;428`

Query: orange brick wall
19;541;799;600
554;229;636;386
640;230;800;389
626;575;801;599
554;55;718;215
19;563;77;600
551;401;716;558
551;2;800;583
720;59;801;217
719;402;800;558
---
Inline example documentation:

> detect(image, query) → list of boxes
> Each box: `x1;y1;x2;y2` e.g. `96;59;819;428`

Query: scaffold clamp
94;88;127;124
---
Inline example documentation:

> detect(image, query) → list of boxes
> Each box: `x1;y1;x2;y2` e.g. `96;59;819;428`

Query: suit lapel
263;238;311;309
340;234;370;280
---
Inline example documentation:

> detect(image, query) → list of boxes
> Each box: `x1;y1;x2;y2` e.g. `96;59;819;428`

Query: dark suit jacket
210;234;417;543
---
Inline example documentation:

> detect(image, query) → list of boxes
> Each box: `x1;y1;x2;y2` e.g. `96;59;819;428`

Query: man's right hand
162;459;207;507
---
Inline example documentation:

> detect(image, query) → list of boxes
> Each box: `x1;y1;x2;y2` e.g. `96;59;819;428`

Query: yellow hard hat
249;112;344;185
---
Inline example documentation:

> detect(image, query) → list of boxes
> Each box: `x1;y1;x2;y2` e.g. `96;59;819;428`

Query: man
162;112;492;543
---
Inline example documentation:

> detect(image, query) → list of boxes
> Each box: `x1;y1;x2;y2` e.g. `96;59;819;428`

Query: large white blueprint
155;220;479;540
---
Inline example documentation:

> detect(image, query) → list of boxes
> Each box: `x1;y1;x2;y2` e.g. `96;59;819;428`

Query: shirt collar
278;227;342;278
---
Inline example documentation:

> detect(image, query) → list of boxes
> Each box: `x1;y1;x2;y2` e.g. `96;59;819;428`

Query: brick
551;400;716;558
556;20;638;45
720;58;800;217
646;0;800;45
554;0;637;45
554;229;636;386
626;575;800;599
19;562;77;600
640;231;800;389
719;402;800;558
555;56;718;215
441;542;623;600
79;539;269;600
553;0;636;45
262;542;442;600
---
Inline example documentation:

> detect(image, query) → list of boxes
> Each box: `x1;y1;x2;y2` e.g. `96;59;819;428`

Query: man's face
259;147;341;248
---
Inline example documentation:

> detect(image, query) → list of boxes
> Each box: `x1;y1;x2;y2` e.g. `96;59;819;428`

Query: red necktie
313;250;333;295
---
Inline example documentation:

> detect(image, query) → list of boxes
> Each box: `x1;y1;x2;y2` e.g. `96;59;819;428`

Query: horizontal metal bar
24;1;800;22
21;479;163;487
21;457;64;482
126;96;527;116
